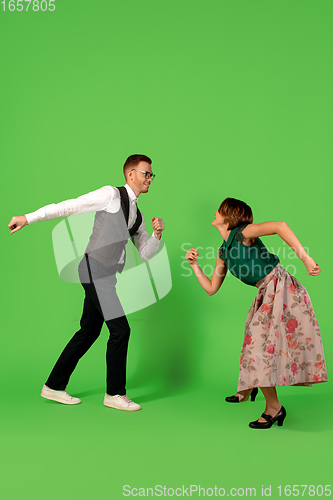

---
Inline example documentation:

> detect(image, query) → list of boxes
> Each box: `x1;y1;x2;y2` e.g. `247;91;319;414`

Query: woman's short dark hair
218;198;253;230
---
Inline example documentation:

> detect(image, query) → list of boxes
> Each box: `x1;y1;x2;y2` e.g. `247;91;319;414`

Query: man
8;154;165;411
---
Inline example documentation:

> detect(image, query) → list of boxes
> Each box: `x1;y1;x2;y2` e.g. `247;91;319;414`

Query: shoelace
118;395;132;404
63;390;77;401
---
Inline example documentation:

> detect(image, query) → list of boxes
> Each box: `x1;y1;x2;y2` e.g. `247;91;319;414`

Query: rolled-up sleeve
132;213;161;261
25;186;115;224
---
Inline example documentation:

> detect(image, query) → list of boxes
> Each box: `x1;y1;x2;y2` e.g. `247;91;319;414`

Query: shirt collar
124;184;138;204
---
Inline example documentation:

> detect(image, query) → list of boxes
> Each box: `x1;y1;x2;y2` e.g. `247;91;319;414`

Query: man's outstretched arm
8;186;115;235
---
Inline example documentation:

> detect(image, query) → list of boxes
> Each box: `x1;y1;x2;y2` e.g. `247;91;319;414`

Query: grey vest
84;187;142;271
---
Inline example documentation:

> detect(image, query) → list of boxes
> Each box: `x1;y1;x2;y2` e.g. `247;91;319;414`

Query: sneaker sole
41;392;81;405
103;401;141;411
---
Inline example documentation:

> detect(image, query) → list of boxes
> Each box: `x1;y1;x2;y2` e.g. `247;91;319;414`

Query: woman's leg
257;387;281;422
237;389;251;401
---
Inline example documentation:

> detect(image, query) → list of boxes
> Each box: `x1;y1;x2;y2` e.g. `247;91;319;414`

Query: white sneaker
40;384;81;405
103;393;141;411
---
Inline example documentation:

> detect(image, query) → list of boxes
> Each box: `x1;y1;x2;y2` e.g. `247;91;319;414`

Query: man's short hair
123;154;152;179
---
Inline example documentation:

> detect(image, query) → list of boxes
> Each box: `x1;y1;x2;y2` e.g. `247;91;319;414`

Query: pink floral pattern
237;263;328;398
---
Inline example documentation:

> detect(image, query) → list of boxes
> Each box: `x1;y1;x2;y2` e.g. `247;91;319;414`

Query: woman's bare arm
185;248;228;295
242;222;320;276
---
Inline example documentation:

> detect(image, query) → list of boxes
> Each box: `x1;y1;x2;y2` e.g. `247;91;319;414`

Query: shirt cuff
25;212;38;225
151;232;162;244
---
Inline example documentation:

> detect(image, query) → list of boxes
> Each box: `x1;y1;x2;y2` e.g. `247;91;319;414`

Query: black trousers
46;256;130;396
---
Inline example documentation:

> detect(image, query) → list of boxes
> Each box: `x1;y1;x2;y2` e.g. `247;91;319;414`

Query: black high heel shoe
225;387;258;403
249;405;287;429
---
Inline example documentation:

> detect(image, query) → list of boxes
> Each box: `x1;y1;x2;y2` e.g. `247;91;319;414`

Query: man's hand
152;217;164;239
8;215;28;235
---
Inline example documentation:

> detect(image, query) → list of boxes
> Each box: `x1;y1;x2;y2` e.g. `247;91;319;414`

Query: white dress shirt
25;184;161;261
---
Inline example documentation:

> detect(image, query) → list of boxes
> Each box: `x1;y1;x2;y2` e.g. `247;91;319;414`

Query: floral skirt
237;263;328;398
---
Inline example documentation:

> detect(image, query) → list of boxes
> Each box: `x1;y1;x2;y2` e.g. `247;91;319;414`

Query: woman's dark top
218;224;279;287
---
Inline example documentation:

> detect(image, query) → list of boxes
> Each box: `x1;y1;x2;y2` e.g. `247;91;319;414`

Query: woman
185;198;328;428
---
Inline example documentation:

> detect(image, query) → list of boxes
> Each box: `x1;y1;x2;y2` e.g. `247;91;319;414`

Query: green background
1;0;332;498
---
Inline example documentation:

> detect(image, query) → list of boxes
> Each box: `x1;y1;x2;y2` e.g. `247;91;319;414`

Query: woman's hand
303;256;321;276
185;248;198;266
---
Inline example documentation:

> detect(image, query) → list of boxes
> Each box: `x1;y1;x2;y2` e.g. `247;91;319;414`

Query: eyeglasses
130;169;155;180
